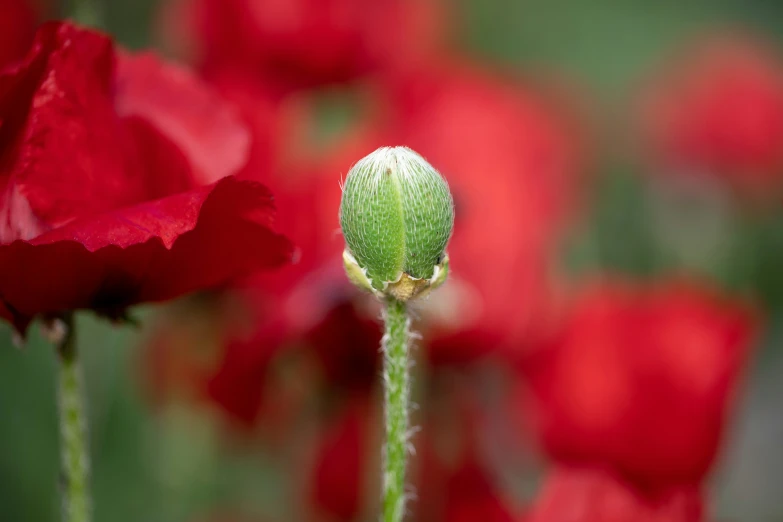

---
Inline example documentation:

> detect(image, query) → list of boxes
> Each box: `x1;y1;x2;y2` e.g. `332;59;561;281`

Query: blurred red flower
157;0;449;89
642;33;783;194
398;367;521;522
308;397;375;522
435;456;516;522
0;22;292;333
204;296;380;429
303;372;517;522
522;280;756;489
528;466;704;522
0;0;40;70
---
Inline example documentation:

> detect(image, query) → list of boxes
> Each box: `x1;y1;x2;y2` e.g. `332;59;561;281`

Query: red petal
0;176;292;332
523;280;756;487
0;0;39;70
309;399;368;520
529;467;705;522
0;22;142;238
116;51;251;185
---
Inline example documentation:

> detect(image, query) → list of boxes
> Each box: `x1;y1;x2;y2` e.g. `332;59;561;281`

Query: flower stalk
338;146;454;521
55;315;91;522
382;298;412;522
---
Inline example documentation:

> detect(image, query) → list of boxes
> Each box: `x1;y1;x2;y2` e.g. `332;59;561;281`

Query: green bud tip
339;146;454;301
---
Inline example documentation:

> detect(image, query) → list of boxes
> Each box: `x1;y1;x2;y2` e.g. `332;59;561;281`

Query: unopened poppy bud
340;146;454;301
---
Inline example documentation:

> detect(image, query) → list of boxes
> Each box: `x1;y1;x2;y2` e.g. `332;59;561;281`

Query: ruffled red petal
116;51;250;186
0;22;141;237
0;176;292;332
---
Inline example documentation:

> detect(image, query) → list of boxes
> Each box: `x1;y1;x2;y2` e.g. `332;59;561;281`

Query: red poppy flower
528;466;704;522
157;0;449;89
522;280;756;489
0;22;292;333
411;380;519;522
0;0;40;70
642;33;783;194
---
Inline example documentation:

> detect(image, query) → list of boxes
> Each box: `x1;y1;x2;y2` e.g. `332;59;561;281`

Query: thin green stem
56;315;91;522
382;298;411;522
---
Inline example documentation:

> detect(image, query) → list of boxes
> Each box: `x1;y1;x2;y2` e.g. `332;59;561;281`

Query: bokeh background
3;0;783;521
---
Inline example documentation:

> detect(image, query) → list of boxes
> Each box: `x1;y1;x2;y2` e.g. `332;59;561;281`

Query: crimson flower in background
0;0;40;70
642;33;783;194
415;442;516;522
0;22;292;333
308;397;376;522
528;466;704;522
522;281;755;490
204;297;381;429
158;0;449;89
304;374;518;522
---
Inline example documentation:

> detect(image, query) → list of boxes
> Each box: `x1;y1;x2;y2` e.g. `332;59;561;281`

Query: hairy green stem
382;298;412;522
56;315;91;522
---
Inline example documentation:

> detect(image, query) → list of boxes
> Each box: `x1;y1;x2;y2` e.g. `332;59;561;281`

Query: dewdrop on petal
340;146;454;301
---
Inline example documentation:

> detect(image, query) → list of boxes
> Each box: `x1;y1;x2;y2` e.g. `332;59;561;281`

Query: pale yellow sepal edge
342;250;449;302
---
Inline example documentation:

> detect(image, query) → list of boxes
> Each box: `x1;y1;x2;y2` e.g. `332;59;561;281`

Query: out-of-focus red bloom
140;255;381;429
204;296;380;429
158;0;449;89
304;371;517;522
438;458;516;522
642;33;783;193
413;382;518;522
203;309;290;429
303;300;381;394
0;22;292;333
413;440;516;522
522;280;756;489
528;466;704;522
382;63;582;364
308;397;375;522
203;70;307;186
0;0;40;70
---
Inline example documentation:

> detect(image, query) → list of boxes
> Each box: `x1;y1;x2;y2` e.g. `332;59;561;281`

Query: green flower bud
339;146;454;301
